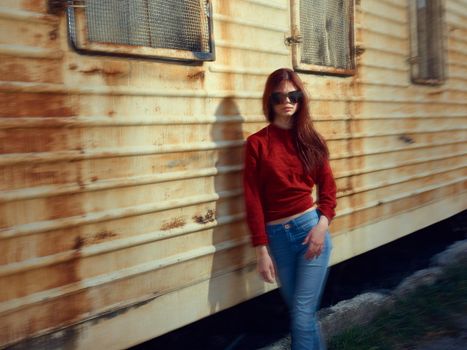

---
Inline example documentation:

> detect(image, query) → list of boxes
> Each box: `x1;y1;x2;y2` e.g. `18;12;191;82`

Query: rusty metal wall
0;0;466;348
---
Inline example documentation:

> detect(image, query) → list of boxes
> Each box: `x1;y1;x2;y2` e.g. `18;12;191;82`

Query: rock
318;292;391;338
258;336;290;350
392;267;443;298
430;240;467;267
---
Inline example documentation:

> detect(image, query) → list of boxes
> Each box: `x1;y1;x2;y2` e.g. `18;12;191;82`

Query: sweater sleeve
316;158;337;223
243;138;268;246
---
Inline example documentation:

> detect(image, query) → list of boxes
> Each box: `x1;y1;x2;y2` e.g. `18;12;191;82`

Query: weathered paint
0;0;466;348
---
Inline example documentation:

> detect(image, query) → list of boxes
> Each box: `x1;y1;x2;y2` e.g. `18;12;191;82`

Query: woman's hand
302;216;329;260
255;245;276;283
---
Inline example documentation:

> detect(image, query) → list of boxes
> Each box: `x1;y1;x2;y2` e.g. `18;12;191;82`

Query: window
290;0;355;75
409;0;445;84
67;0;214;62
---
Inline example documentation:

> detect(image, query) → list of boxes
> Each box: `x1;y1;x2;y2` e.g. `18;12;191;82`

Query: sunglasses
270;90;303;105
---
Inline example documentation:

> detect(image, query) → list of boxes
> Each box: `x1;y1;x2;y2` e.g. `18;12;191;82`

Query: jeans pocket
298;219;316;235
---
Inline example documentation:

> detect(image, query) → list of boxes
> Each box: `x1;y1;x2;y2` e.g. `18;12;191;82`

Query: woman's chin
280;112;295;119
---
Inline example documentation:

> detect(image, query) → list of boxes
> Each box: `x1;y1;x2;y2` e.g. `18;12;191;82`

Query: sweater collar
269;123;292;135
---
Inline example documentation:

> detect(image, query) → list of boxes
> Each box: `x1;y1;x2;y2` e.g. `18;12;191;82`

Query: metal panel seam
0;190;243;239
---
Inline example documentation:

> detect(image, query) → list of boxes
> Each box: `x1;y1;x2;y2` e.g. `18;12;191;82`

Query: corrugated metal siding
0;0;466;348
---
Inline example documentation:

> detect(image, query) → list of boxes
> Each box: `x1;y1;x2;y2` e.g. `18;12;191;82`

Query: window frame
408;0;446;85
66;0;215;62
290;0;356;76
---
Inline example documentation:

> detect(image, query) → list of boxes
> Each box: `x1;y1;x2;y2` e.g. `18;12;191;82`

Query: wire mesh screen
85;0;210;52
299;0;353;69
415;0;443;80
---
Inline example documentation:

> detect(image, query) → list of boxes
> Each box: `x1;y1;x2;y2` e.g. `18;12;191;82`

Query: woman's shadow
206;97;289;349
207;96;249;313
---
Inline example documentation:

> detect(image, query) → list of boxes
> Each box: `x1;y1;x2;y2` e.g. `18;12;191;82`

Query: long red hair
262;68;329;176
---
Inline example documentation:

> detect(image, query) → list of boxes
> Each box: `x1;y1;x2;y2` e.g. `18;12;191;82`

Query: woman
243;68;336;350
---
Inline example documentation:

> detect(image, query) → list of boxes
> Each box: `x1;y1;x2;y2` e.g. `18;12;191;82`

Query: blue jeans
266;209;332;350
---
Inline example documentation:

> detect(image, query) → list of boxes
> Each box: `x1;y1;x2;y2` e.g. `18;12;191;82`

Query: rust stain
73;236;85;250
427;90;443;96
339;176;353;194
76;169;85;190
355;45;365;57
4;228;81;264
21;0;47;12
76;61;129;87
91;176;99;182
45;195;84;220
1;57;63;84
48;28;58;41
166;160;182;169
79;67;125;76
46;0;66;15
216;1;232;66
0;128;65;154
187;70;205;81
398;134;415;144
73;231;118;249
160;217;186;231
0;93;76;117
11;163;72;190
68;63;78;71
5;273;90;345
193;209;216;224
88;230;118;244
0;254;81;301
344;20;365;231
218;0;231;16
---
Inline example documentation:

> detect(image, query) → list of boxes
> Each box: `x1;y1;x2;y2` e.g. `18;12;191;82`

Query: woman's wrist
255;245;269;258
317;215;329;228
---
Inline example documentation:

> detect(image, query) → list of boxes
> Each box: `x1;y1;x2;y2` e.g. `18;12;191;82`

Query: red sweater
243;123;337;246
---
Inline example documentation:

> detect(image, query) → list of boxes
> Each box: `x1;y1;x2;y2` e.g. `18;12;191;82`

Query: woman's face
271;80;300;120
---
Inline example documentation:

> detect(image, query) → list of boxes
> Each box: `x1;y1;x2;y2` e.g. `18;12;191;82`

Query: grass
327;259;467;350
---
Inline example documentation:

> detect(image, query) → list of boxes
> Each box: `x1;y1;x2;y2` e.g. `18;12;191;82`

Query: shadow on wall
207;96;251;314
